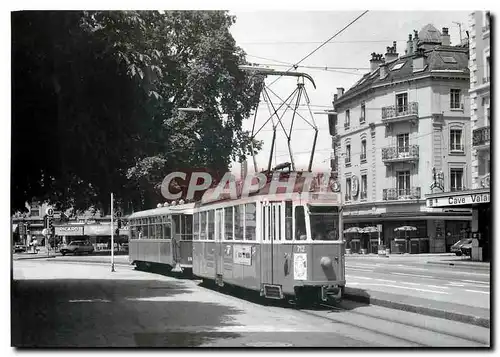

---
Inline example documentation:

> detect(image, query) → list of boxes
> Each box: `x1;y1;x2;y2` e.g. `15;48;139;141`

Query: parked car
450;238;472;256
13;244;27;253
59;241;94;256
460;242;473;257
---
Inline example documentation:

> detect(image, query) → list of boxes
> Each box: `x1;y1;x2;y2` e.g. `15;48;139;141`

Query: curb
343;288;490;328
426;261;490;270
14;255;57;261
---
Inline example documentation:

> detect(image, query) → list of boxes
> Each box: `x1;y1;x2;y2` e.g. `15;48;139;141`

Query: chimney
384;41;399;62
413;48;427;72
413;30;419;51
369;52;384;72
380;63;388;79
336;87;344;97
406;34;413;55
441;27;450;46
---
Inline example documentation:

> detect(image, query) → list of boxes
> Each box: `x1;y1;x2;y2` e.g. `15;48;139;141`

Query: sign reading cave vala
426;193;490;208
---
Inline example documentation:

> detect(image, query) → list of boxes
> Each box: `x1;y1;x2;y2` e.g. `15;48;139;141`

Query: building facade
425;12;491;261
329;24;472;254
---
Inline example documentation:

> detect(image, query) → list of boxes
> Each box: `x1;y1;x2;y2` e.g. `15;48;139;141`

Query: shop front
426;188;490;261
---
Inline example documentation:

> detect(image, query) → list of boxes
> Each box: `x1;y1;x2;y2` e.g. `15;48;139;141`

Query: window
193;213;200;240
397;133;409;153
224;207;233;240
295;206;307;240
345;144;351;165
173;215;181;234
397;171;411;196
200;211;207;240
361;174;368;199
285;201;293;240
360;102;366;123
450;89;461;109
345;110;350;129
392;62;405;71
207;210;215;240
234;205;244;240
163;216;172;239
244;203;256;240
361;140;367;162
30;209;40;217
310;206;339;241
346;177;352;201
450;168;464;192
396;93;408;113
450;128;464;152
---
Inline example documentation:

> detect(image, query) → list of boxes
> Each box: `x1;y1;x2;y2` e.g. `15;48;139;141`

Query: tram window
164;223;172;239
173;215;181;234
278;205;282;241
207;210;215;240
295;206;307;241
245;203;256;240
183;215;193;237
225;207;233;240
285;202;293;240
200;211;207;240
156;222;163;239
309;206;339;241
193;213;199;240
234;205;244;240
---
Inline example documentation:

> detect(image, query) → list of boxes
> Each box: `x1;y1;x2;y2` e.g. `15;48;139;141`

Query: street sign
42;228;48;236
116;211;122;217
46;207;54;216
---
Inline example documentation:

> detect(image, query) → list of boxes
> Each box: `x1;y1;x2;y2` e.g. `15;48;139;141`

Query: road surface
11;260;490;347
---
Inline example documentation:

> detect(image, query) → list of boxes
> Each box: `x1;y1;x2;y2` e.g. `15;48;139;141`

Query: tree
11;10;263;214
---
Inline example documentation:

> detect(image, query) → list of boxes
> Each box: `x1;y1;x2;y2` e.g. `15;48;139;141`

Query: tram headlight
157;203;162;208
320;256;332;268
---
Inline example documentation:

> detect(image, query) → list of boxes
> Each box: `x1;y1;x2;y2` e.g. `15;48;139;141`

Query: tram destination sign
426;192;490;208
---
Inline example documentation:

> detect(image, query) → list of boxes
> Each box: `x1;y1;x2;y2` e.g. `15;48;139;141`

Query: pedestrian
32;237;38;254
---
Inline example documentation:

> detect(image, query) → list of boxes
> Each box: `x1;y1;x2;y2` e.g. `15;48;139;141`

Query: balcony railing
344;122;350;130
473;126;490;147
482;25;490;33
345;193;351;202
381;102;418;121
383;187;421;201
360;153;367;162
360;191;367;200
345;157;351;166
382;145;419;164
482;76;490;84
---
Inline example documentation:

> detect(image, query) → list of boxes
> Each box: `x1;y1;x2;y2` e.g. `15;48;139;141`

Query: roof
418;24;442;43
334;45;469;106
128;203;196;219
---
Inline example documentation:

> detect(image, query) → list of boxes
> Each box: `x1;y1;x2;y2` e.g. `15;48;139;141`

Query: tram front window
309;206;339;241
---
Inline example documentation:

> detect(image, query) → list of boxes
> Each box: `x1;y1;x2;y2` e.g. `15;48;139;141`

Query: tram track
299;302;489;347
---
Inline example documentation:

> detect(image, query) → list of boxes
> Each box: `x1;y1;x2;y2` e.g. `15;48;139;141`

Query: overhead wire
266;10;370;89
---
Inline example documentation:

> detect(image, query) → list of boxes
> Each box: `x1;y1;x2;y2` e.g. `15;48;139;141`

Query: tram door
215;209;224;278
261;201;283;284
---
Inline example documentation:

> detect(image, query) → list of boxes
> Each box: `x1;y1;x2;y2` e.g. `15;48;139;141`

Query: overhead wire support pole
111;193;115;272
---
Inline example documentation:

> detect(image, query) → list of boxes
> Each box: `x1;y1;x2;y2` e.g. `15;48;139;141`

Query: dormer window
391;62;405;71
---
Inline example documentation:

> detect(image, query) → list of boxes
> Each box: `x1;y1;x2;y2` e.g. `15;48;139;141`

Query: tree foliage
12;10;264;214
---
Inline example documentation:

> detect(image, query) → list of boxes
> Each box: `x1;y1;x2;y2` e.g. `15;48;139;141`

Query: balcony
482;76;490;84
381;145;419;165
381;102;418;124
383;187;421;201
482;25;490;38
345;157;351;167
344;122;350;130
345;193;351;202
360;191;367;200
473;126;490;148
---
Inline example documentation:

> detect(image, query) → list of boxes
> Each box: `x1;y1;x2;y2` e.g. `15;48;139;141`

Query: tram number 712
295;245;306;253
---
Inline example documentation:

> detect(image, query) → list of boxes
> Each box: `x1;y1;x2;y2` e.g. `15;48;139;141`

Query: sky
227;10;470;176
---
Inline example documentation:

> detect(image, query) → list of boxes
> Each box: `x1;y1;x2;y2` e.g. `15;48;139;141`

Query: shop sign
55;226;84;236
85;225;112;236
426;193;490;208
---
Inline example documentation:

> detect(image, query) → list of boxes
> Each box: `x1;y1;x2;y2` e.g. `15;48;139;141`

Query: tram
192;170;345;304
128;202;194;273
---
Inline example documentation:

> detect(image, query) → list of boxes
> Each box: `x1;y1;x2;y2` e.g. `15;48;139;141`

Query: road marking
401;282;420;286
345;275;372;280
348;263;376;268
457;272;489;277
346;268;373;272
426;285;449;289
349;283;449;294
448;283;465;287
391;272;433;279
465;289;490;294
68;299;111;303
462;280;489;285
374;279;397;283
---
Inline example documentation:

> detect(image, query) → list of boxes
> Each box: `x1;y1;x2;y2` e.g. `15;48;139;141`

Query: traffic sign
46;207;54;216
42;228;49;236
116;211;122;217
